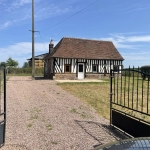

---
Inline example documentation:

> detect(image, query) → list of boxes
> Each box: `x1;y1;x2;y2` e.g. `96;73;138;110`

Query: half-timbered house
43;37;124;79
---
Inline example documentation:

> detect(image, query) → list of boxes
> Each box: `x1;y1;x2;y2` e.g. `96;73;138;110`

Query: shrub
140;66;150;80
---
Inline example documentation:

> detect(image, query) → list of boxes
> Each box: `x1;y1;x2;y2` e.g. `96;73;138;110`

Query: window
64;64;71;73
114;65;119;71
93;65;98;72
79;64;83;72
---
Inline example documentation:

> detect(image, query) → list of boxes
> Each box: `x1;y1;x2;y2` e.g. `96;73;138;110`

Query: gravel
1;76;127;150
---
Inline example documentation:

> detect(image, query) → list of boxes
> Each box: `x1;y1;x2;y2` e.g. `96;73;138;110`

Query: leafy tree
140;65;150;80
22;62;29;68
0;62;7;67
6;57;18;68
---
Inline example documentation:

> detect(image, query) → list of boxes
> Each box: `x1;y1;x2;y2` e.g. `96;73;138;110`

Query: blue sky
0;0;150;68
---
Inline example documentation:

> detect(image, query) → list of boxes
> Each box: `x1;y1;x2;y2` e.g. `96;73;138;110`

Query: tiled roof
28;53;48;60
49;37;124;60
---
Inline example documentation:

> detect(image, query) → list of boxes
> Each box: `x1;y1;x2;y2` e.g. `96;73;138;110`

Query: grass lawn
58;76;150;122
58;80;110;120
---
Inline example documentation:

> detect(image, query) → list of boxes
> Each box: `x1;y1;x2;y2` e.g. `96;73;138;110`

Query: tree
6;57;18;68
22;62;29;68
0;62;7;67
140;65;150;80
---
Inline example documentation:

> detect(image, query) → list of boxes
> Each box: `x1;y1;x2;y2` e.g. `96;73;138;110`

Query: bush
140;66;150;80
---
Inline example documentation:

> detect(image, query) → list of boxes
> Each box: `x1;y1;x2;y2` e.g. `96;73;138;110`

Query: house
43;37;124;79
27;53;48;68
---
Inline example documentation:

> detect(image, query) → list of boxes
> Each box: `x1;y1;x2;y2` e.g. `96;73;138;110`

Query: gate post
0;68;6;147
3;68;6;144
110;69;113;125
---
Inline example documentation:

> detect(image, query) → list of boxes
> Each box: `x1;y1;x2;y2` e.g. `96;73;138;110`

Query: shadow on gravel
74;120;129;148
34;76;50;80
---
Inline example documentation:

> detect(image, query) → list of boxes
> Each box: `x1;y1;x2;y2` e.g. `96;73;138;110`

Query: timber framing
43;37;124;79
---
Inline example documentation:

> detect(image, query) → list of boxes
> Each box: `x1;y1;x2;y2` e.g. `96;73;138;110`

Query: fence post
3;68;6;144
110;69;113;125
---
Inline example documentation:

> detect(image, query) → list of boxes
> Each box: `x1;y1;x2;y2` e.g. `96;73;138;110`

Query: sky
0;0;150;68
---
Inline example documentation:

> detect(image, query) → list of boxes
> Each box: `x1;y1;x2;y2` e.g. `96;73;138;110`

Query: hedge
6;67;44;75
140;66;150;80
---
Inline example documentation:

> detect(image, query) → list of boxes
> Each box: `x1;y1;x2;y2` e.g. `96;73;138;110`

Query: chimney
49;39;54;54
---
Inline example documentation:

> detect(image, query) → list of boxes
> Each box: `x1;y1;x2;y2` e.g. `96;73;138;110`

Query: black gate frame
110;67;150;137
0;68;6;147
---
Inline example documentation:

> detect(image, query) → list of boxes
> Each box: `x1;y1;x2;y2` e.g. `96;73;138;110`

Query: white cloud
122;51;150;67
20;0;31;5
99;33;150;67
117;3;150;13
100;34;150;50
0;41;58;67
0;1;72;30
0;21;12;29
126;35;150;42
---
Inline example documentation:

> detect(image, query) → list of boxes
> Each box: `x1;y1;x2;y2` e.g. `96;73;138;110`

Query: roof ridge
62;37;112;43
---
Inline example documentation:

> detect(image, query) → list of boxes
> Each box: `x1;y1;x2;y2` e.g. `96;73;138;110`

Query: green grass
70;108;77;113
58;77;150;122
70;108;88;118
30;114;38;120
51;141;58;145
27;123;33;128
46;124;52;130
29;107;41;120
58;81;110;119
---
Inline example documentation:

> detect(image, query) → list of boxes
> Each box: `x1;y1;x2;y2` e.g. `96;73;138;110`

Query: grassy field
58;80;110;120
58;77;150;122
112;76;150;122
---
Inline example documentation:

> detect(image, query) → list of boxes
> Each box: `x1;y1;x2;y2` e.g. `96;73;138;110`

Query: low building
44;37;124;79
27;53;48;68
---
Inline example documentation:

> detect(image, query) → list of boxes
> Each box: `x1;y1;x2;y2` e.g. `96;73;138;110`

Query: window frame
64;64;71;73
114;65;119;72
92;64;98;73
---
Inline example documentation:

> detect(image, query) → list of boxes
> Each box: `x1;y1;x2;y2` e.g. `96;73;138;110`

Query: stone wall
54;73;110;80
54;73;76;80
85;73;110;79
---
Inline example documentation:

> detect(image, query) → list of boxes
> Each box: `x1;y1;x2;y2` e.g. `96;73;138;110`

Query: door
78;63;84;79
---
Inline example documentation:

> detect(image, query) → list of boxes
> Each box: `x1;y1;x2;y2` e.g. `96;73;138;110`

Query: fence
110;67;150;137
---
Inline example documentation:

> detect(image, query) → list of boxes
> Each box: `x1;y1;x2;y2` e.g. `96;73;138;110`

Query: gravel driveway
1;76;127;150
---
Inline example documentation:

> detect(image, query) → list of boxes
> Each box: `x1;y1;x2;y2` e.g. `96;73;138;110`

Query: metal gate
110;67;150;137
0;68;6;147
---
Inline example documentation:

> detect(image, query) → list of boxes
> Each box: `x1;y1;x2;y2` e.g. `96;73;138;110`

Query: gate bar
3;68;6;144
110;69;113;125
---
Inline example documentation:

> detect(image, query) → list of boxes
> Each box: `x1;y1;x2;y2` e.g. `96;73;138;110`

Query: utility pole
32;0;35;79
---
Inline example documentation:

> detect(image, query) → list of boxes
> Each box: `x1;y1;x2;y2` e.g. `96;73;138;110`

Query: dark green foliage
6;57;18;68
22;62;29;68
140;66;150;80
140;66;150;73
0;62;7;67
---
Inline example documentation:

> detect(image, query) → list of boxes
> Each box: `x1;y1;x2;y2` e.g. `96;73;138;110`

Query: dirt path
1;76;127;150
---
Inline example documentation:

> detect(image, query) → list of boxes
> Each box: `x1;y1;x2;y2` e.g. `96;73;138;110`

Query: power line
40;0;99;32
38;32;47;51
